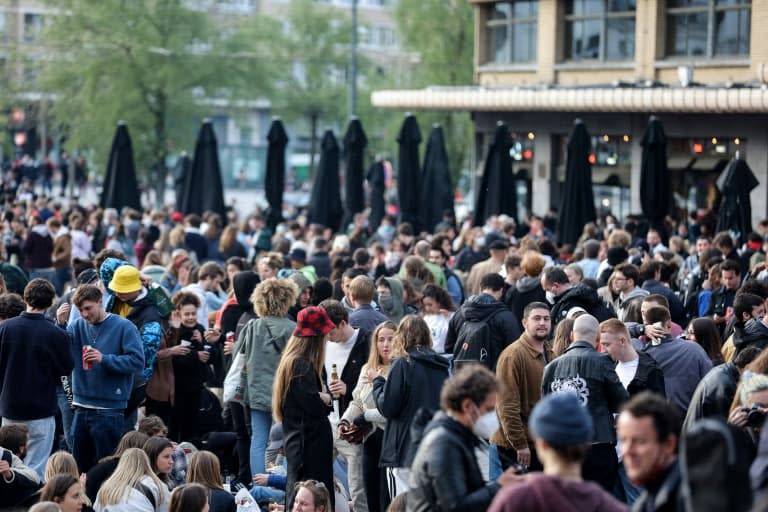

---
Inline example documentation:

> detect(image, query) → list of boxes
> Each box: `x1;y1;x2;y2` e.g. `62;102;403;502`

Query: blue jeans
250;409;272;475
250;485;285;504
56;386;74;451
29;269;57;285
2;416;55;480
488;444;502;481
71;408;124;472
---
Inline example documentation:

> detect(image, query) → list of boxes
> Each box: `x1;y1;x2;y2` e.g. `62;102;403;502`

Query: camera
743;404;767;428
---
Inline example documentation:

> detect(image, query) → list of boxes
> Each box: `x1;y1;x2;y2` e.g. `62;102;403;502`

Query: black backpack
680;418;753;512
452;314;498;371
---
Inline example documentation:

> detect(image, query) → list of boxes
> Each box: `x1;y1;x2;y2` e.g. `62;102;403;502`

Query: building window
563;0;636;61
24;13;44;43
485;1;538;64
666;0;750;57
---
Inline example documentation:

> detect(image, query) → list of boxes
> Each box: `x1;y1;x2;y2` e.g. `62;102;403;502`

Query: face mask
472;404;499;440
378;225;394;238
545;290;555;304
380;295;394;311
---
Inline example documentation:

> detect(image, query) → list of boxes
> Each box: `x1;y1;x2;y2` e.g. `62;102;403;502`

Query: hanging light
622;134;630;143
527;132;535;140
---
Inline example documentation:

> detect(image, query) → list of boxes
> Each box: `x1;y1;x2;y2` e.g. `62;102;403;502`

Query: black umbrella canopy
181;120;226;220
264;118;289;230
557;120;596;247
343;117;368;228
640;116;672;230
173;152;191;212
716;158;759;241
473;122;516;226
366;160;386;231
307;130;343;232
100;122;141;211
397;114;423;232
420;124;454;233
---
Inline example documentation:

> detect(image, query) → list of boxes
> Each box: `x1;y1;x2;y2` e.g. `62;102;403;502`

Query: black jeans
362;430;390;512
583;443;619;493
228;400;252;484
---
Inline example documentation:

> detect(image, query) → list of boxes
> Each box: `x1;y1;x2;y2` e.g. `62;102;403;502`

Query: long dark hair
40;474;79;503
143;437;174;483
689;317;723;364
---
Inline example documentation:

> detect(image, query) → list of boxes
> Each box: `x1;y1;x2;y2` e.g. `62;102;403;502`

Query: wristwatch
637;324;645;335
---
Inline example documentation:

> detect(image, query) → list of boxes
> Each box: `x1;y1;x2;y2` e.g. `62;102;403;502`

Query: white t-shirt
616;358;639;390
325;329;359;425
423;313;452;354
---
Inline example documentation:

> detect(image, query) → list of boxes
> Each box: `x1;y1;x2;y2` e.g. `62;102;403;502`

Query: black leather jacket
408;412;501;512
682;363;740;432
542;341;628;444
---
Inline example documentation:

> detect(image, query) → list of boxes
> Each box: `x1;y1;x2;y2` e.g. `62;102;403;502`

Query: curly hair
172;290;201;310
252;277;299;317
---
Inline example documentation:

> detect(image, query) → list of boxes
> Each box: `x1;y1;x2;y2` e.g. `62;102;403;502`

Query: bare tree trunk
308;112;318;180
152;94;168;208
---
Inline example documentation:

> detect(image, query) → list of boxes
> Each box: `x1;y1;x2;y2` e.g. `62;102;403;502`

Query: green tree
37;0;277;203
392;0;474;185
266;0;351;176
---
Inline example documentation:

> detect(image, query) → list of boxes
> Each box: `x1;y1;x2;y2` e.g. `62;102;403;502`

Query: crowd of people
2;191;768;511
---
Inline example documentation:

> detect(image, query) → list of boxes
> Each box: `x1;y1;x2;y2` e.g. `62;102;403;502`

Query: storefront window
564;0;636;61
485;1;538;64
666;0;750;57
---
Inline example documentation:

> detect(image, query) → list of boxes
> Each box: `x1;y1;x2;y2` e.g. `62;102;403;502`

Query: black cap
76;268;99;285
289;248;307;262
488;239;510;250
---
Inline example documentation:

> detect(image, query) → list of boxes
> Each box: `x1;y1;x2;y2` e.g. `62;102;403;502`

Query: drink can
226;331;235;343
82;345;92;370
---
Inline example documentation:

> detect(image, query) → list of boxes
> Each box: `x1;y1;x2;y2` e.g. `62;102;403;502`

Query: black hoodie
733;318;768;355
444;293;521;363
372;346;450;467
550;283;615;325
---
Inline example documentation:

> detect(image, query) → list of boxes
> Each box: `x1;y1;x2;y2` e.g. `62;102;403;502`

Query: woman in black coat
272;306;336;511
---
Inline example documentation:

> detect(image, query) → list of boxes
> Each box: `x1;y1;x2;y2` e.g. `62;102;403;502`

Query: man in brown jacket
465;238;509;296
490;301;553;477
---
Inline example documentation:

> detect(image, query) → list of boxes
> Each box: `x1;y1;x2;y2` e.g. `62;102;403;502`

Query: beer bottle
331;363;341;400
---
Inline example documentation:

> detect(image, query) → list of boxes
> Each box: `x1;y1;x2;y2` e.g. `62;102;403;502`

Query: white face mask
471;404;499;440
545;290;556;304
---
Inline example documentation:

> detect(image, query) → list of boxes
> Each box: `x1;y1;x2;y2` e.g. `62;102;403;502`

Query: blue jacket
68;314;144;410
100;257;164;385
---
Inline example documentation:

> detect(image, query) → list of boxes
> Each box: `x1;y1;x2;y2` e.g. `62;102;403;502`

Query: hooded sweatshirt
379;277;406;324
504;275;547;328
444;293;521;365
489;473;627;512
372;346;450;467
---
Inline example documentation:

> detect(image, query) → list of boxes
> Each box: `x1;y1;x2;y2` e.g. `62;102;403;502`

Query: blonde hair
96;448;168;508
168;225;186;248
393;315;432;360
44;451;79;484
732;373;768;412
186;451;223;490
43;453;92;507
607;229;632;249
252;277;299;317
272;335;326;422
367;321;397;372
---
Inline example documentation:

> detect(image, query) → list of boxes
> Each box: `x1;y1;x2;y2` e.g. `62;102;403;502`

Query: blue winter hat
529;393;593;446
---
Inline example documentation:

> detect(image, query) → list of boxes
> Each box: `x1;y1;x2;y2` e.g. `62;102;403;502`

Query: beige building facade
373;0;768;227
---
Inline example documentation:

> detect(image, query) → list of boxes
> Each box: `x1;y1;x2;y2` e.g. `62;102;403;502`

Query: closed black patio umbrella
420;124;454;233
307;130;343;232
473;122;516;226
100;121;141;211
366;160;386;231
716;158;759;242
181;120;226;220
173;152;190;211
397;114;422;232
264;118;289;230
640;116;672;233
557;119;596;247
342;117;368;228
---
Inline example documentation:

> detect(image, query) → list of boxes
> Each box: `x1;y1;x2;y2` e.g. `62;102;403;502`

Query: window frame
484;1;539;65
665;0;751;58
562;0;636;62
